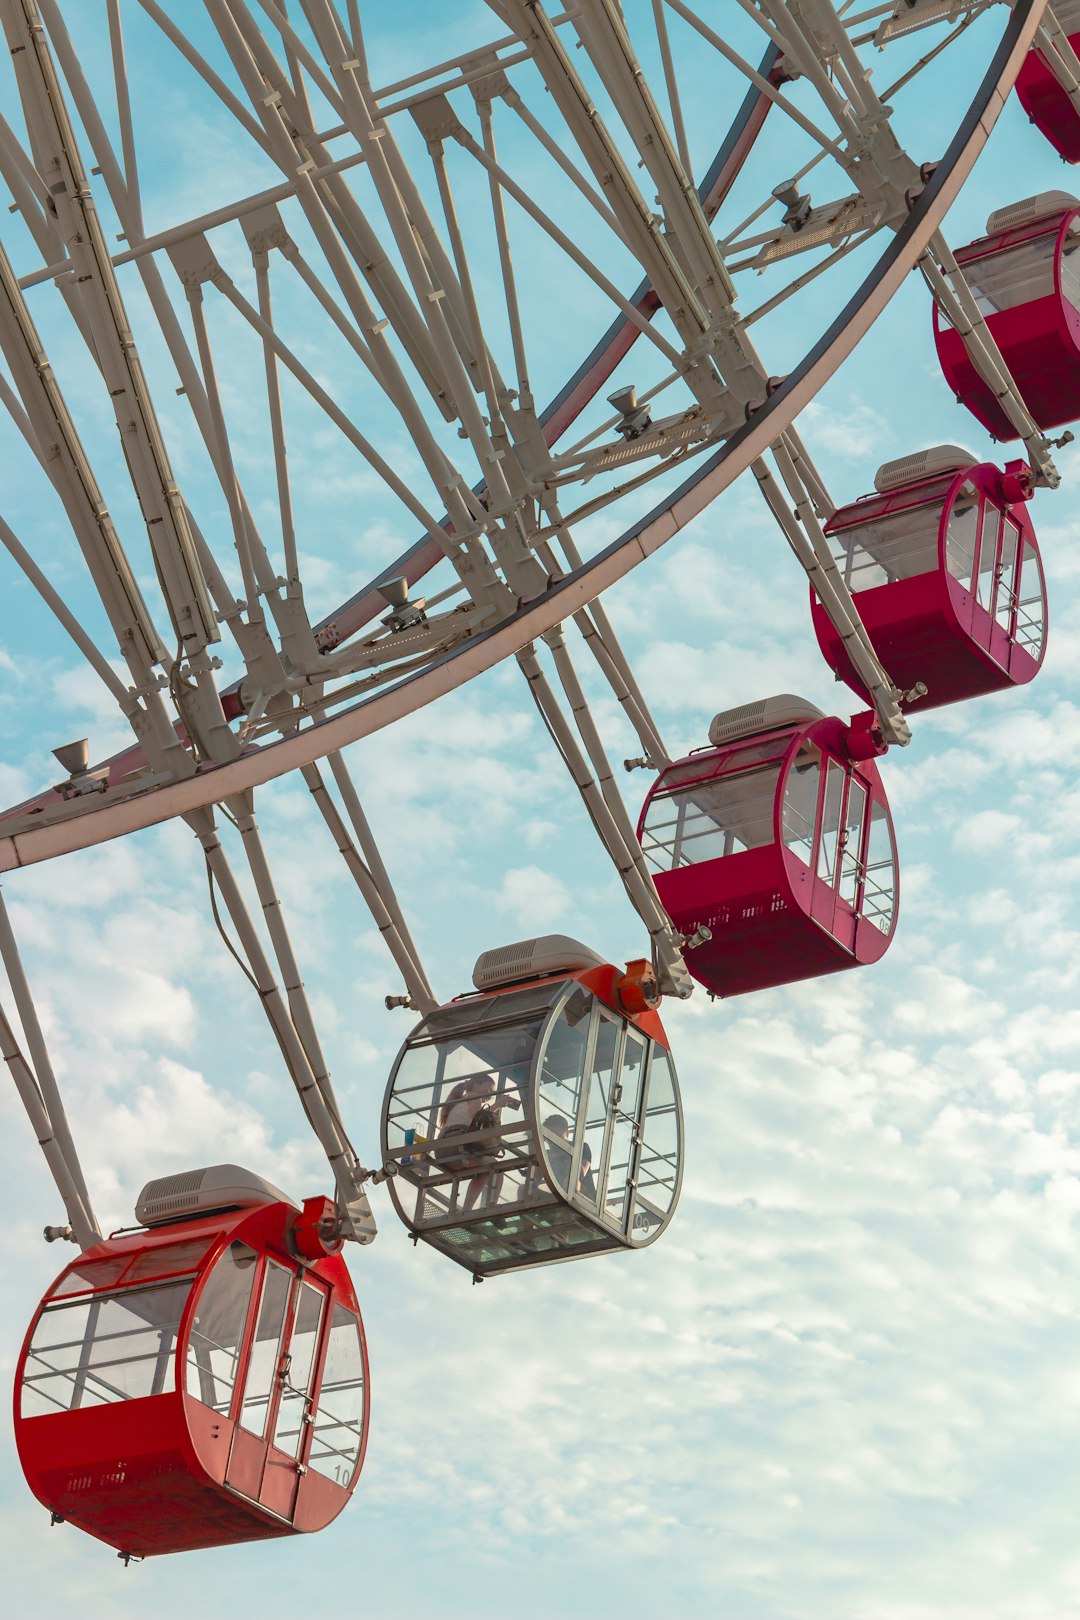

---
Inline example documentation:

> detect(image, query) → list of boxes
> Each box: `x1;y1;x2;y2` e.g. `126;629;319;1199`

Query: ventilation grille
136;1164;295;1227
472;934;607;992
986;191;1078;237
874;444;978;493
708;695;824;749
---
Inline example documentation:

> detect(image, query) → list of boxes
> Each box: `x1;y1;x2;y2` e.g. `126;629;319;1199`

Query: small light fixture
378;575;427;631
608;384;652;441
51;738;109;799
772;179;812;231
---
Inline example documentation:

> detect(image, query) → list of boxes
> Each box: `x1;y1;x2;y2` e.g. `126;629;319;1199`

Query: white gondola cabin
380;937;683;1279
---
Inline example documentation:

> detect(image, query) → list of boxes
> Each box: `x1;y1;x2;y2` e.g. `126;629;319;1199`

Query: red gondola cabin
15;1165;368;1558
934;191;1080;439
637;697;898;997
1015;3;1080;163
812;446;1047;711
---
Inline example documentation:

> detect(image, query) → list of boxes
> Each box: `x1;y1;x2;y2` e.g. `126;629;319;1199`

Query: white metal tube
186;807;365;1206
0;999;100;1249
304;762;438;1014
518;644;692;996
0;891;100;1243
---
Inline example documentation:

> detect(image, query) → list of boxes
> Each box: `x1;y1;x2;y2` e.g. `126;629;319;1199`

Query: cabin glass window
862;801;897;935
944;493;979;590
186;1240;258;1414
656;738;786;792
838;779;867;909
534;987;594;1194
50;1255;132;1298
829;501;940;591
1060;235;1080;312
1015;541;1046;655
962;233;1056;315
817;762;846;886
641;761;783;873
385;987;548;1174
238;1260;291;1439
308;1305;365;1485
632;1046;680;1242
995;518;1021;633
272;1281;324;1459
121;1240;215;1285
975;504;1000;610
21;1278;193;1416
782;746;821;866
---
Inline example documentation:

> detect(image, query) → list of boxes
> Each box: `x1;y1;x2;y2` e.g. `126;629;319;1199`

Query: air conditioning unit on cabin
986;191;1079;236
136;1164;297;1228
472;934;607;992
873;444;978;494
707;695;824;750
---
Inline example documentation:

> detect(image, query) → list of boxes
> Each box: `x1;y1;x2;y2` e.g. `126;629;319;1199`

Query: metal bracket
167;233;223;288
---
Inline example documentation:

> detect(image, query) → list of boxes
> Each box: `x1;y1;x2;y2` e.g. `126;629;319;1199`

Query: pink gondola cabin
812;445;1047;711
638;697;898;997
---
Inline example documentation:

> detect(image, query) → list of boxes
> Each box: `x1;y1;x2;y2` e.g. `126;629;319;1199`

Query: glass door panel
578;1013;619;1201
816;762;844;887
813;761;847;936
238;1261;291;1438
838;780;867;909
835;779;867;951
577;1072;607;1208
603;1031;646;1231
974;503;1000;615
994;518;1021;635
271;1282;325;1460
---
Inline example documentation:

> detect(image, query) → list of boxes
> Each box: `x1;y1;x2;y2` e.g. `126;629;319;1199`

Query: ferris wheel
0;0;1074;1562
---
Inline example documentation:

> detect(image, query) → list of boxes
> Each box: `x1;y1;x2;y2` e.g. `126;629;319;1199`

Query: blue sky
2;4;1080;1618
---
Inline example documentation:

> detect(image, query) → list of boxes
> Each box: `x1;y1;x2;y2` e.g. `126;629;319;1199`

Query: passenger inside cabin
435;1074;490;1168
545;1114;572;1190
436;1073;522;1211
578;1141;597;1201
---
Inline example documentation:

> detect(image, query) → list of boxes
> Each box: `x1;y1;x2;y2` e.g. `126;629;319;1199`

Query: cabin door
260;1276;327;1519
810;761;864;952
225;1260;327;1522
972;506;1022;670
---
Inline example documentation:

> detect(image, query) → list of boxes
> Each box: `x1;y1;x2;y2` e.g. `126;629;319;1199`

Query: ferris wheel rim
0;0;1044;876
